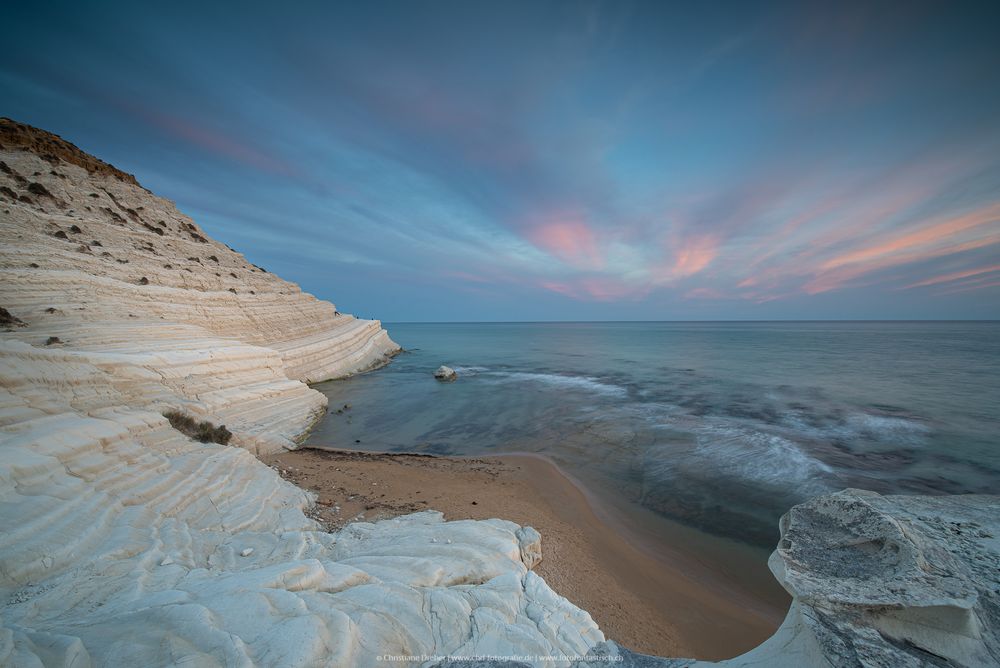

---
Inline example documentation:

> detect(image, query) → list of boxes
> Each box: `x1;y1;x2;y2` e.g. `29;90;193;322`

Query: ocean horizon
384;318;1000;324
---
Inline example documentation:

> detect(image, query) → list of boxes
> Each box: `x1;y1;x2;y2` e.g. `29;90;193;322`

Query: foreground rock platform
577;489;1000;668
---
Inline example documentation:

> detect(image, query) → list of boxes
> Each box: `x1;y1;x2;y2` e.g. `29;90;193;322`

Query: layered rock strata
0;120;603;666
0;117;399;454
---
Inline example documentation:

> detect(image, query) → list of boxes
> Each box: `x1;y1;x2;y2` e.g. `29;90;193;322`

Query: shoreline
5;118;993;667
266;446;788;660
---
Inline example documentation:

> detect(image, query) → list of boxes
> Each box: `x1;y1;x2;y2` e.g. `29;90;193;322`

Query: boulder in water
434;365;457;381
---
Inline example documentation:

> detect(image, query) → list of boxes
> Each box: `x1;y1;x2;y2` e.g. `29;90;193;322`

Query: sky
4;1;1000;321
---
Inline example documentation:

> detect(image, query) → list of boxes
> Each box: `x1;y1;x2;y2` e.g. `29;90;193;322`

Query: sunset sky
4;1;999;320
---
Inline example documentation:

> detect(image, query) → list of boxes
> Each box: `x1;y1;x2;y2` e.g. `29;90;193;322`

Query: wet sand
265;447;789;660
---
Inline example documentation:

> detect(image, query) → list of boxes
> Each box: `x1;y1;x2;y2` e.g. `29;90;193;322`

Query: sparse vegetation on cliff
163;410;233;445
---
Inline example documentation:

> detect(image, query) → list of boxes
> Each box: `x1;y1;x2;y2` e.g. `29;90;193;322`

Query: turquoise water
308;321;1000;546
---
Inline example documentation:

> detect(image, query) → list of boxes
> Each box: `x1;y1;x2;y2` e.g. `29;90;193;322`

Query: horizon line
379;318;1000;324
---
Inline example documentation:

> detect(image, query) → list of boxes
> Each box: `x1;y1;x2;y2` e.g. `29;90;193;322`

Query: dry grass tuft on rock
27;182;52;197
0;307;27;328
163;410;233;445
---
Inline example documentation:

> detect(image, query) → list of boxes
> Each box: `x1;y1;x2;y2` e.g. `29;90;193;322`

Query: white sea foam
450;365;489;375
848;413;929;439
490;371;628;397
781;408;929;445
444;365;628;396
692;422;833;488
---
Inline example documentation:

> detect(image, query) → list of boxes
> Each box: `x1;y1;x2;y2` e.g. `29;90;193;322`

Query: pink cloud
528;212;605;270
539;280;580;298
578;277;641;301
724;149;1000;300
138;109;297;176
802;203;1000;293
902;263;1000;289
684;287;727;300
653;234;719;283
804;234;1000;294
740;193;848;274
673;235;719;277
819;203;1000;272
934;277;1000;296
539;277;642;301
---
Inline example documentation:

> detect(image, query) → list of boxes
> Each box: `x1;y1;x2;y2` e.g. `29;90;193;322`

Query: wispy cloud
905;264;1000;290
4;0;999;319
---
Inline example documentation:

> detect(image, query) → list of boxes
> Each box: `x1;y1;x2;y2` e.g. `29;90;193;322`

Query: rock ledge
578;489;1000;668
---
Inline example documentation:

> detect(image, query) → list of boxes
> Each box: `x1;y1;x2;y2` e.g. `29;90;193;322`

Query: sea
307;321;1000;548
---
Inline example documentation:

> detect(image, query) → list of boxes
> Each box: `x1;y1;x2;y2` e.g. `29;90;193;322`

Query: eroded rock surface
0;120;603;667
577;489;1000;668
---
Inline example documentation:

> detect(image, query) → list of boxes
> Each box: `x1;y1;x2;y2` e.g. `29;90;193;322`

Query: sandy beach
266;447;789;660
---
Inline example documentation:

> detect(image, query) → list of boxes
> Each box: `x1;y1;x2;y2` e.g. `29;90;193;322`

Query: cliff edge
0;117;401;454
0;120;603;666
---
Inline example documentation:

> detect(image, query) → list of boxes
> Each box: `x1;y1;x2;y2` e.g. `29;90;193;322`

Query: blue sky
4;1;1000;321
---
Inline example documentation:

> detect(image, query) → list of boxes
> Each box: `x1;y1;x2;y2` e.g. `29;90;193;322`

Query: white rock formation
0;119;400;454
0;120;603;667
579;489;1000;668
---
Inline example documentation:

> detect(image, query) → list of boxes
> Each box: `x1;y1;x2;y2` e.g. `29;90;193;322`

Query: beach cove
2;118;998;667
266;448;788;659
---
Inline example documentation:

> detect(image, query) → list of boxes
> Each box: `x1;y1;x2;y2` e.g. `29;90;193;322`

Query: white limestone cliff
0;119;604;667
0;118;400;455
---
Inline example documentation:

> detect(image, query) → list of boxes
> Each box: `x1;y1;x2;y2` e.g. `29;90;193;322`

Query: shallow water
308;321;1000;547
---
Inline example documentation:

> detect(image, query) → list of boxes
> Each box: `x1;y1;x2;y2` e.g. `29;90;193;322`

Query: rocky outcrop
578;489;1000;668
0;117;400;455
0;120;603;667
